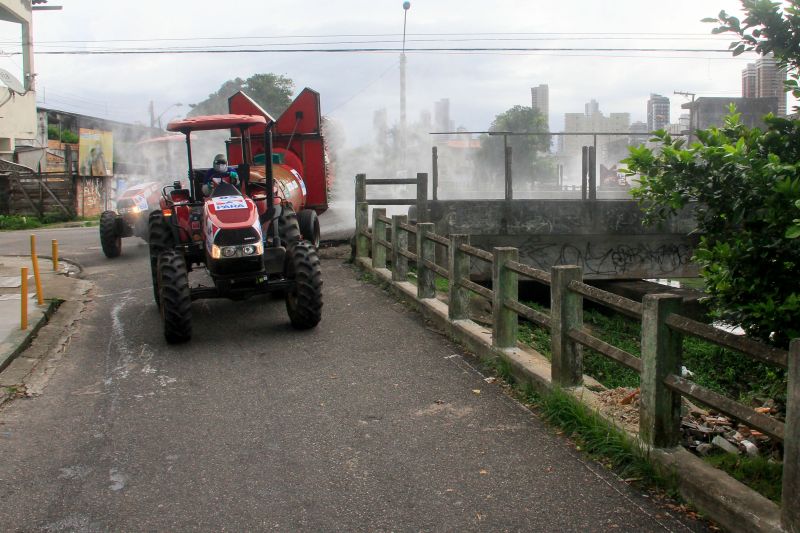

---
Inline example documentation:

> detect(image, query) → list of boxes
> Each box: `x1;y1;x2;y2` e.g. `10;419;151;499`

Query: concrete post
493;247;519;349
416;172;428;223
640;294;683;448
355;201;369;259
589;145;597;201
448;234;471;320
504;145;513;201
431;147;438;201
782;339;800;532
581;146;588;201
371;208;387;269
550;266;583;387
416;223;436;299
391;215;409;282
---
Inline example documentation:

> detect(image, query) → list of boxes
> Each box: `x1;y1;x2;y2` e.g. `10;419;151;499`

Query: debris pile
597;387;782;460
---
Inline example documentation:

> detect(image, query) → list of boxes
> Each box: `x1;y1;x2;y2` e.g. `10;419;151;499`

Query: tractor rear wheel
285;241;323;329
298;209;320;248
100;211;121;258
157;250;192;343
148;211;174;304
278;206;301;248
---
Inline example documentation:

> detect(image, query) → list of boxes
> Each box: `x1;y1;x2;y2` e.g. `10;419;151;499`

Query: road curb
0;256;87;389
0;298;60;375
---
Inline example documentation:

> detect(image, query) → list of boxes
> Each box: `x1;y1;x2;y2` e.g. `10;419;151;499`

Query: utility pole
399;1;410;176
674;90;696;144
149;100;155;128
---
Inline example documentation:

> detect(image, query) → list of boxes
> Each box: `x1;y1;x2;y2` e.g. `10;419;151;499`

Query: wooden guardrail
354;202;799;532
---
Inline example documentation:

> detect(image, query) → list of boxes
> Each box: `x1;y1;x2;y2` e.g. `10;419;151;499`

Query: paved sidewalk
0;255;83;380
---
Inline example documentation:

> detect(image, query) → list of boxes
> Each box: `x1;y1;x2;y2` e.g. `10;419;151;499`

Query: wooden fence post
416;172;428;223
355;173;366;204
355;201;369;259
448;234;470;320
371;208;387;269
782;339;800;532
416;222;435;299
493;247;518;349
640;294;683;448
550;265;583;387
391;215;408;282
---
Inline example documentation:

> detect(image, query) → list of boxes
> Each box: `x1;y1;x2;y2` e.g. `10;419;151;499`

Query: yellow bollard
52;239;59;271
30;234;43;305
20;267;28;330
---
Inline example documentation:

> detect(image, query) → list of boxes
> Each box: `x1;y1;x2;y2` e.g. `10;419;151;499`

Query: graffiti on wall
80;176;106;217
515;238;695;278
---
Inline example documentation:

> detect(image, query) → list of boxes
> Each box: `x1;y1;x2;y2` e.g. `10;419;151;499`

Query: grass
0;212;96;231
476;358;682;497
704;452;783;503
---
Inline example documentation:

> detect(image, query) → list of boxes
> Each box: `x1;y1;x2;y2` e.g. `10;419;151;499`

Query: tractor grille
214;227;260;246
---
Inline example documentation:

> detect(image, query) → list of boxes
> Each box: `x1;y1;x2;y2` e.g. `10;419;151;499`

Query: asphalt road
0;224;707;531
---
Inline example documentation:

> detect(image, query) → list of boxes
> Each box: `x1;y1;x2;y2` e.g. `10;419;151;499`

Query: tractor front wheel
99;211;122;258
148;211;174;304
298;209;320;248
157;250;192;343
285;241;323;329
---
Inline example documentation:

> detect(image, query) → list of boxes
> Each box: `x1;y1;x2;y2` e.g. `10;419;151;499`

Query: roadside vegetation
0;213;98;231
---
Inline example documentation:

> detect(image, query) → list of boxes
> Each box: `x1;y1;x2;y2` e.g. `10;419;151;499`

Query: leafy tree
476;105;551;182
624;1;800;347
188;73;294;117
625;114;800;347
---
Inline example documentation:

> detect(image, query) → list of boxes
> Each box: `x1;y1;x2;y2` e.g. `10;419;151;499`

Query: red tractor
148;88;328;343
99;181;162;258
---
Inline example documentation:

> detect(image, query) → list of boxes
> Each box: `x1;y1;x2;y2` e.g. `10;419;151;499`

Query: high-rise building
531;84;549;129
742;54;786;115
433;98;451;133
560;100;630;180
647;94;670;132
742;64;757;97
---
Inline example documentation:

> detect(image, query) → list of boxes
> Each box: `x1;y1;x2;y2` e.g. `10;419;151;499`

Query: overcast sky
0;0;783;146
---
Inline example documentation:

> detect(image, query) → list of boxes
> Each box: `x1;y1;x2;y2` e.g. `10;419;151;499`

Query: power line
13;46;744;56
0;31;732;45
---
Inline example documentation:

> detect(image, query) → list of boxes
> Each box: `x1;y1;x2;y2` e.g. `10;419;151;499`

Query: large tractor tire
278;206;301;248
148;211;174;305
298;209;320;248
99;211;122;258
285;241;323;330
157;250;192;344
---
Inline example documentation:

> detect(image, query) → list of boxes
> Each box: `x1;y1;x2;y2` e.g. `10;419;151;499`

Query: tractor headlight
210;242;263;259
242;242;263;256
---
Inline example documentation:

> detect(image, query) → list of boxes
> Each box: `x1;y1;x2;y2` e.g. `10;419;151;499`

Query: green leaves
627;110;800;348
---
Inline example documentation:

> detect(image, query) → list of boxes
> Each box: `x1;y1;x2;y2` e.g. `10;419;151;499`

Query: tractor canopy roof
166;114;267;133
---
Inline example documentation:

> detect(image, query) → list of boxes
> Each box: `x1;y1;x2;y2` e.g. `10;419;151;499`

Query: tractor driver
202;153;240;196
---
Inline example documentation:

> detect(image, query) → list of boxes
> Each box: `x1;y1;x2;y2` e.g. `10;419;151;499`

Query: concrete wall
420;199;698;280
0;1;36;158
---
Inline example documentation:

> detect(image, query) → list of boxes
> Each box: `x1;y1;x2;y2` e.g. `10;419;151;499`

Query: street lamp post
399;1;410;175
150;101;183;129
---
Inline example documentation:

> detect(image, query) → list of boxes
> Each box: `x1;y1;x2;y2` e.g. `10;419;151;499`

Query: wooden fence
355;202;798;533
